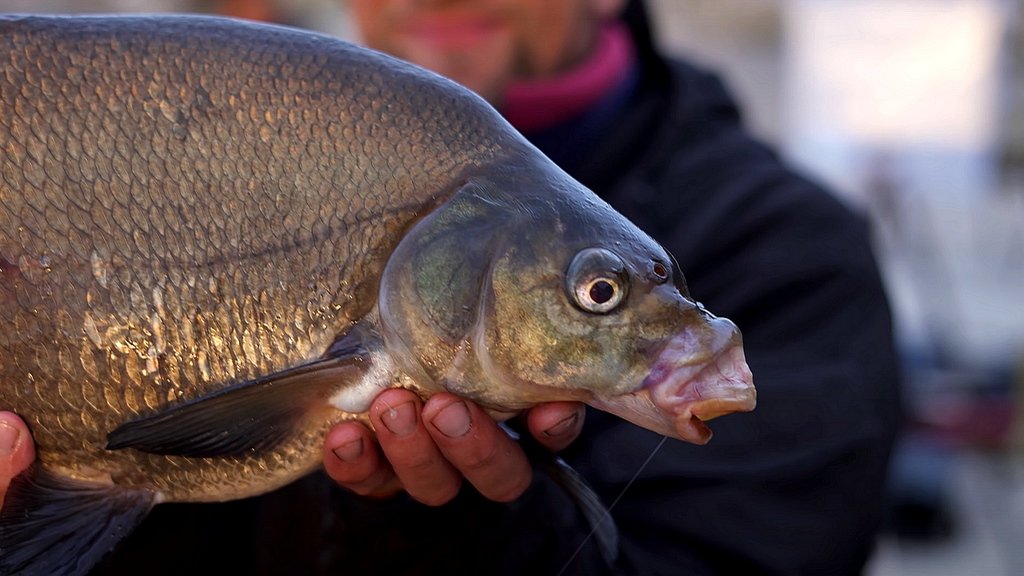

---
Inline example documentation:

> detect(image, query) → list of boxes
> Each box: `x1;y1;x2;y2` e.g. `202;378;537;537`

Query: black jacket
556;55;903;576
96;9;901;576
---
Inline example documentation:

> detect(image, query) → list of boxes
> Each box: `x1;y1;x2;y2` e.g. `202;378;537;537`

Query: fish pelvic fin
517;429;618;566
0;465;154;576
106;325;376;458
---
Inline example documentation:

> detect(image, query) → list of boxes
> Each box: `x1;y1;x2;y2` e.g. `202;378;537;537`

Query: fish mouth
649;343;755;443
589;318;756;444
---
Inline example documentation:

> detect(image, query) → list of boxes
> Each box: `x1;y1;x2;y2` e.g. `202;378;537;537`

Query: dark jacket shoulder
563;54;901;576
590;58;876;299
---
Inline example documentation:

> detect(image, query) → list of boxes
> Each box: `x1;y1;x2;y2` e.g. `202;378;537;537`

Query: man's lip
402;17;504;50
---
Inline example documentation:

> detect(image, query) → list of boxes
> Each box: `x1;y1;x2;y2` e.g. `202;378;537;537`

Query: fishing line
556;434;669;576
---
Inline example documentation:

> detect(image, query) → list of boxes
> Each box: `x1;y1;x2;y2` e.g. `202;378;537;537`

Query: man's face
349;0;624;105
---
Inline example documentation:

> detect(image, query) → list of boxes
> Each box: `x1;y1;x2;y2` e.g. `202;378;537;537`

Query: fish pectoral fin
0;465;155;576
106;353;367;458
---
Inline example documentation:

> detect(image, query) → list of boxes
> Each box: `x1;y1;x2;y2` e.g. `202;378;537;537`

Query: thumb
0;412;35;509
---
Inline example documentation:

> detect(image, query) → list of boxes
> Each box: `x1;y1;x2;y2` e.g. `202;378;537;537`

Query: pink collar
501;24;635;134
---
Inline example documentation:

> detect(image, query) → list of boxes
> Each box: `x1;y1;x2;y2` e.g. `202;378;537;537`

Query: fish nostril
666;254;689;296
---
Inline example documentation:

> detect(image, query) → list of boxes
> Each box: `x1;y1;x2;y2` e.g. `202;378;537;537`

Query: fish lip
587;325;755;445
645;343;756;443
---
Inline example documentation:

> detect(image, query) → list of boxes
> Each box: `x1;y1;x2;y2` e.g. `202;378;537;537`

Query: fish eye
566;248;629;314
577;276;623;313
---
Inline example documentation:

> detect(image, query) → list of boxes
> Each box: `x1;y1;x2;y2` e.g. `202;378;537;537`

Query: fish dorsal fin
0;465;155;576
106;326;375;458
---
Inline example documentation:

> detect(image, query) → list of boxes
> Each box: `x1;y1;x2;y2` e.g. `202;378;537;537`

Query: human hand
0;411;35;509
322;390;585;506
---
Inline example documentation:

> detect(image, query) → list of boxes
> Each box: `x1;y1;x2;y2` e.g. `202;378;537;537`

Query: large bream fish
0;14;756;575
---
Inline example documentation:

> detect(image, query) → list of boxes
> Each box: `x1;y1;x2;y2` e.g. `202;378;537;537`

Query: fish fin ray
106;328;375;457
518;429;619;564
0;465;154;576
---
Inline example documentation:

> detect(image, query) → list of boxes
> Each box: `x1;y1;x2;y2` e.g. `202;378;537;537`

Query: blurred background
4;0;1023;574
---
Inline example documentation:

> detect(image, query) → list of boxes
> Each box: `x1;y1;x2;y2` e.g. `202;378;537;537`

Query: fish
0;14;756;575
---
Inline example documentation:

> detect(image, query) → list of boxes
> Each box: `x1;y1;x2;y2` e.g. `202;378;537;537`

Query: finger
370;389;462;506
0;411;35;508
422;394;532;503
525;402;586;452
322;420;402;499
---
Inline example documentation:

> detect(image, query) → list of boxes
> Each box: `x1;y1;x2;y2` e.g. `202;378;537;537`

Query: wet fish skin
1;14;515;502
0;14;755;575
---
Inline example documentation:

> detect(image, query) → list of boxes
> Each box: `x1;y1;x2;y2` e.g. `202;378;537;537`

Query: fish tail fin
0;465;155;576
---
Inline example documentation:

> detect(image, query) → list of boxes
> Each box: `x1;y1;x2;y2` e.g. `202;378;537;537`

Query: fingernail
380;401;417;437
431;400;471;438
0;420;21;457
332;438;363;463
543;411;580;438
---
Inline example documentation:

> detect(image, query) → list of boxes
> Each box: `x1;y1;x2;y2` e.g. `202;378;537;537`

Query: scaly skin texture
0;15;523;501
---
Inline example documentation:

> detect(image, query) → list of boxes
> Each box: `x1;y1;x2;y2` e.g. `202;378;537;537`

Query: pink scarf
502;24;635;134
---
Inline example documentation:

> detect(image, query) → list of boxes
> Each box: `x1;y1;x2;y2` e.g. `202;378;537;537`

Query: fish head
378;162;755;443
